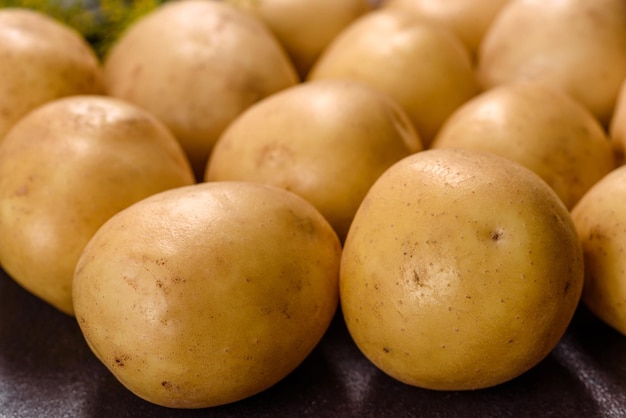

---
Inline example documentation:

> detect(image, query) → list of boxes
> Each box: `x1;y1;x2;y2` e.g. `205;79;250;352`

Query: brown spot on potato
491;229;504;241
412;270;423;287
113;353;130;367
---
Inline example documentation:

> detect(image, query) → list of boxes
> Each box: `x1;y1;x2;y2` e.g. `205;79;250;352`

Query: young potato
224;0;373;78
477;0;626;126
571;166;626;337
0;96;195;315
104;0;299;180
308;8;479;147
340;148;584;390
431;81;616;209
72;181;341;408
205;79;422;241
380;0;510;59
0;8;104;142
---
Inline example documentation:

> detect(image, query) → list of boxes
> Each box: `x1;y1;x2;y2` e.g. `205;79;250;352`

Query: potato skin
380;0;510;58
610;79;626;163
206;79;422;241
477;0;626;126
340;148;584;390
431;81;616;209
72;182;341;408
571;166;626;336
104;0;299;180
0;96;195;315
0;8;104;142
225;0;372;78
308;9;479;146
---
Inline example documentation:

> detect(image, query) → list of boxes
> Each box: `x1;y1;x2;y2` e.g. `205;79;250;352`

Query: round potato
571;165;626;337
431;81;616;209
0;8;104;142
308;8;479;146
104;0;299;180
224;0;372;78
205;79;422;240
0;96;195;315
380;0;510;59
477;0;626;126
340;148;584;390
72;181;341;408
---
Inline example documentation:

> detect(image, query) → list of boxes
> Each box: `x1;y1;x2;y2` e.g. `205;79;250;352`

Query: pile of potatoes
1;0;626;409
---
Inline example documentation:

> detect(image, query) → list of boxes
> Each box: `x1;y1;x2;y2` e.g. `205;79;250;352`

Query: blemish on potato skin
563;281;570;296
490;229;504;241
113;353;131;367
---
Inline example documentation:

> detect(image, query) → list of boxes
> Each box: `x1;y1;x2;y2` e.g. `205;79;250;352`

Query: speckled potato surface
205;79;422;241
72;181;342;409
571;166;626;336
0;95;195;315
104;0;299;180
340;148;584;390
0;8;104;142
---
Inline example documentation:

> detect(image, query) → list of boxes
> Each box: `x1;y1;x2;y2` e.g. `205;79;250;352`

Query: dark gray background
1;269;626;418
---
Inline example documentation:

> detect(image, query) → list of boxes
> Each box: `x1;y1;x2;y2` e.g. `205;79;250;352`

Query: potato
477;0;626;126
72;181;341;408
307;8;479;147
0;8;104;142
571;166;626;337
380;0;510;59
104;0;299;180
431;81;616;209
205;79;422;241
340;148;584;390
224;0;372;78
0;96;195;315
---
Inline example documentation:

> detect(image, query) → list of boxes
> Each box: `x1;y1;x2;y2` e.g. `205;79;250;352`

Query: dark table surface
1;268;625;418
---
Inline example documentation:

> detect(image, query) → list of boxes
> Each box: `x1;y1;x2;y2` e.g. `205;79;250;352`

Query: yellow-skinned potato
308;9;479;147
0;96;195;315
609;78;626;163
0;8;104;142
224;0;373;78
104;0;299;180
73;181;341;408
340;148;584;390
431;81;616;209
477;0;626;126
571;165;626;337
380;0;510;59
205;79;422;241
